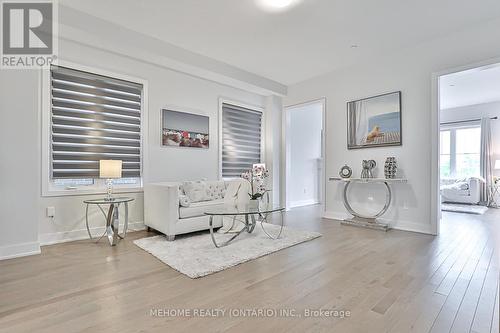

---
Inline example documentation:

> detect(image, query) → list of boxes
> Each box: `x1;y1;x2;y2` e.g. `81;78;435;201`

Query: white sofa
144;180;250;240
440;177;484;204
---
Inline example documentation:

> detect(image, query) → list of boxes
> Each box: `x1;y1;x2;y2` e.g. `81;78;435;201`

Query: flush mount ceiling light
256;0;300;12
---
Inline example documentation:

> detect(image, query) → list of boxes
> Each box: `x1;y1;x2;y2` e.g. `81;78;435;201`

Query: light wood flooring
0;206;498;333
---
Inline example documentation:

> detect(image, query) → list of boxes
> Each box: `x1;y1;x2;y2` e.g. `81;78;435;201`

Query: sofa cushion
206;181;226;200
182;180;209;202
179;199;225;219
441;182;469;192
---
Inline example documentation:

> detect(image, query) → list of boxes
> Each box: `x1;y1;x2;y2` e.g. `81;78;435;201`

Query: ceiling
60;0;500;85
440;64;500;109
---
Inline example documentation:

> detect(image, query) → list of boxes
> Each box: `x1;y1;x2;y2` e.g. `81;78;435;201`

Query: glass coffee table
204;204;285;248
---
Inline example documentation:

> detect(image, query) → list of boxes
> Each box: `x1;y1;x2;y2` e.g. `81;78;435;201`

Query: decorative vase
249;199;260;210
384;157;397;179
361;160;376;179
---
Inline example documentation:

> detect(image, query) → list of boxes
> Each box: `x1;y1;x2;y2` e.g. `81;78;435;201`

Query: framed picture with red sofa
161;108;209;149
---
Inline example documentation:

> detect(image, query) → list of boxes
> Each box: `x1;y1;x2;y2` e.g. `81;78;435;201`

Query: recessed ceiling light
256;0;300;12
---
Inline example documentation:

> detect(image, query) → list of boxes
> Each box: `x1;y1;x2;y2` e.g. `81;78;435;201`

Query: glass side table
84;197;134;246
488;184;499;208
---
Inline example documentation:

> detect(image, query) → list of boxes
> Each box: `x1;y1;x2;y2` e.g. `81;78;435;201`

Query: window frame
41;61;148;197
440;123;481;179
218;98;265;180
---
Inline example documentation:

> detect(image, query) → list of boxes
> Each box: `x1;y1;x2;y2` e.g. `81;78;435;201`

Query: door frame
431;57;500;235
283;98;326;211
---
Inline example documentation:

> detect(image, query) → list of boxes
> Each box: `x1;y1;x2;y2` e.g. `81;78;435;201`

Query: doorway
433;60;500;234
284;99;325;211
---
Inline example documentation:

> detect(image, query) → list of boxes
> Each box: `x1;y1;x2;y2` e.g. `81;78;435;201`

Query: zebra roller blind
50;65;143;179
222;103;262;178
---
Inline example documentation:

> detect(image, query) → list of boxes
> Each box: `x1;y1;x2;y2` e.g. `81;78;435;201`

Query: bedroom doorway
284;99;326;211
434;61;500;233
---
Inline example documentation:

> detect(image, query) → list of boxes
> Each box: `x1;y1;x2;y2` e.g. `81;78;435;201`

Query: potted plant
241;165;270;209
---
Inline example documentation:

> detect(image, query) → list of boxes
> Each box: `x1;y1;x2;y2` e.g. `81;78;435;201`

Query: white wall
287;102;323;207
264;95;284;207
0;16;282;258
0;70;41;259
441;101;500;157
36;39;268;245
284;18;500;234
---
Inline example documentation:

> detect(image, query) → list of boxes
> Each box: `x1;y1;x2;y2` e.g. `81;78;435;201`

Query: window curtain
480;117;493;204
349;100;367;145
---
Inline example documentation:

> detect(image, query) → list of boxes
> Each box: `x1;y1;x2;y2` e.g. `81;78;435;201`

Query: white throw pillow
182;181;209;203
206;181;226;200
179;195;191;207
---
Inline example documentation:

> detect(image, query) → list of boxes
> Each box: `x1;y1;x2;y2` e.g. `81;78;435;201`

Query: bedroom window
221;103;263;178
45;65;144;195
440;126;481;179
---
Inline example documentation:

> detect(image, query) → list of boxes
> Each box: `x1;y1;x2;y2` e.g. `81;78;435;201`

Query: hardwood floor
0;206;498;333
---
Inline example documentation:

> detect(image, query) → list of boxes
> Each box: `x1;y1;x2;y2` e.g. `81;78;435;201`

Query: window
221;103;263;178
440;125;481;179
48;65;143;192
440;130;451;178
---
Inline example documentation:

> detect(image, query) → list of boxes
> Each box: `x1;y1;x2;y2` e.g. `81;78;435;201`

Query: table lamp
99;160;122;200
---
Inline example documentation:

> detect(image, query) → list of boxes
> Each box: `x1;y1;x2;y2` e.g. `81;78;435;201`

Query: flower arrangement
241;165;270;200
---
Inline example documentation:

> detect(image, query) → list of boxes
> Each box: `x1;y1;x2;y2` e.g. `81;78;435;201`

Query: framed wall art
347;91;402;149
161;108;209;149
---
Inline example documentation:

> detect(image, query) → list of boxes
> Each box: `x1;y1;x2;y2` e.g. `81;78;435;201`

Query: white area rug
441;203;488;215
134;224;321;278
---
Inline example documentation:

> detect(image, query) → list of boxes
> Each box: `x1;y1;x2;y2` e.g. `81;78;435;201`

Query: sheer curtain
355;100;367;145
480;117;493;204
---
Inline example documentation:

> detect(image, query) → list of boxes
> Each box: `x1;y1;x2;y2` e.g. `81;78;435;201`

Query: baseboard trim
390;221;433;235
323;210;433;235
323;211;349;221
289;199;320;208
39;221;146;246
0;241;41;260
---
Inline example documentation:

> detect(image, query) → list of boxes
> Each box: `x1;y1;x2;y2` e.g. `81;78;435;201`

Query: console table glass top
329;177;407;183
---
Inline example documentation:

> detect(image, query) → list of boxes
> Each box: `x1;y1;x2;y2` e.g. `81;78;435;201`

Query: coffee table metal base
208;211;284;248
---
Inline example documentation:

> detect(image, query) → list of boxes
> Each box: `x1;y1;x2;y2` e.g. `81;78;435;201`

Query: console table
329;177;407;231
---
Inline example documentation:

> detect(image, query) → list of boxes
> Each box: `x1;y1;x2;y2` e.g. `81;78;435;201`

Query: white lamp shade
99;160;122;179
495;160;500;170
